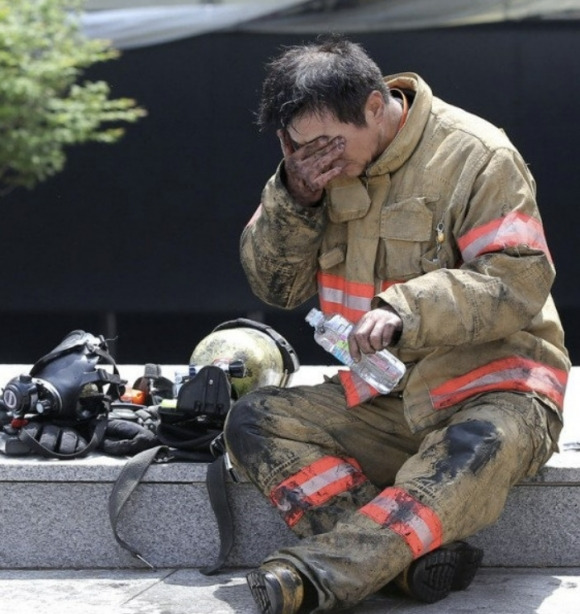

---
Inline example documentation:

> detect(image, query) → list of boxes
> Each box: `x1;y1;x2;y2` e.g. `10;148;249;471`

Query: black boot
396;541;484;603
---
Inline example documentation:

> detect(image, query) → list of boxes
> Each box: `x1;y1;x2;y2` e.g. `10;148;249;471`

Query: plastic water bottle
305;308;406;394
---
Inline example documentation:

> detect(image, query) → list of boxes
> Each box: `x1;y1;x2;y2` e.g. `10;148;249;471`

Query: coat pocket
318;245;346;270
327;177;371;223
378;197;434;280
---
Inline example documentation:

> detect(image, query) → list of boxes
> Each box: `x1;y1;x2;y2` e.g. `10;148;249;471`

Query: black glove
22;423;88;455
100;418;159;456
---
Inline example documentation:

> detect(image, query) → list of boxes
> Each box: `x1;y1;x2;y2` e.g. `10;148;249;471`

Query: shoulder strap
108;447;235;574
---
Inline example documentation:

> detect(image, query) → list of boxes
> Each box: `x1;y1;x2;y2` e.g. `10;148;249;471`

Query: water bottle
305;308;405;394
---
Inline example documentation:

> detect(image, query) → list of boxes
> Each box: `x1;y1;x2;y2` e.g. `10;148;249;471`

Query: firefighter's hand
348;305;403;361
278;130;345;207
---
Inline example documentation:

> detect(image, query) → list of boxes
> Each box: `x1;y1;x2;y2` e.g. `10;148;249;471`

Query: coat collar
326;73;432;222
367;72;432;176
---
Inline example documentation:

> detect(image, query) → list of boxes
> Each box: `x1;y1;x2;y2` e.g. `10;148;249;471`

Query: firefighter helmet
190;318;300;399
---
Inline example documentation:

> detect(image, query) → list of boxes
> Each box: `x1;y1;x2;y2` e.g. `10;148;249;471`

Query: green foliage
0;0;146;193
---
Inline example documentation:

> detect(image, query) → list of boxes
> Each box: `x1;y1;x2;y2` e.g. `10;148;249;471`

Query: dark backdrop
1;21;579;366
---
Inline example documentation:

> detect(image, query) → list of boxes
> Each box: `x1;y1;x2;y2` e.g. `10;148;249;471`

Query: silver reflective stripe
372;495;435;551
319;286;371;312
439;366;565;398
298;462;359;499
460;214;548;262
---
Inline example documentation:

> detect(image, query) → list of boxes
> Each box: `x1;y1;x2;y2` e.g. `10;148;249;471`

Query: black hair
257;35;390;131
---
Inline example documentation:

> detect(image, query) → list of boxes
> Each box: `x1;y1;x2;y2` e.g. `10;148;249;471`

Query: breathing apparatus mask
0;330;125;458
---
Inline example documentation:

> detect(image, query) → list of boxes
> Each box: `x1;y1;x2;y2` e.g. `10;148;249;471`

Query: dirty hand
348;305;403;362
278;130;345;207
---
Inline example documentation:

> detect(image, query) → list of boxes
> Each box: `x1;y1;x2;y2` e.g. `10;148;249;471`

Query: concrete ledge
0;365;578;569
0;457;296;570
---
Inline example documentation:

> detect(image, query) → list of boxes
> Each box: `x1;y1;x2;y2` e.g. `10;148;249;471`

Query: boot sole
247;566;304;614
405;541;484;603
247;569;279;614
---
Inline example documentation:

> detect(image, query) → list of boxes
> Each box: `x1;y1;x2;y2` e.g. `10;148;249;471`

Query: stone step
0;365;578;570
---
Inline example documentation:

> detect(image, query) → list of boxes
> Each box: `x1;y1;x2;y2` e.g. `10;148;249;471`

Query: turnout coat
241;72;570;433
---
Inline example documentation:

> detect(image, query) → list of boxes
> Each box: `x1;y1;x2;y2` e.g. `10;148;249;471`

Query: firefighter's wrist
280;162;324;209
376;300;403;345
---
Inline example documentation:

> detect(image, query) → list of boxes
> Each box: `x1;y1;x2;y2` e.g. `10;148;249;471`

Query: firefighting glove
21;423;89;455
100;419;159;456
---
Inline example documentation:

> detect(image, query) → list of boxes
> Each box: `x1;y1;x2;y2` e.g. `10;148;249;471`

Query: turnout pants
224;378;561;612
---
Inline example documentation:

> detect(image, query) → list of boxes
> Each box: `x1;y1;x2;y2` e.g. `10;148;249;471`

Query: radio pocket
377;197;434;280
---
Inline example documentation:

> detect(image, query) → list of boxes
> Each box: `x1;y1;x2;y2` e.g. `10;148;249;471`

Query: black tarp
1;21;579;364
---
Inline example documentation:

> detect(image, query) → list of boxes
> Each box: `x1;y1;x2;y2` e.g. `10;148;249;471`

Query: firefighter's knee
441;420;503;475
223;389;269;462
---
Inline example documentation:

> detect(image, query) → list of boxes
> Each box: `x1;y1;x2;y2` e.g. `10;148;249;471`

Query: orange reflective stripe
339;370;379;407
318;272;374;322
318;272;401;323
458;212;552;263
430;356;568;410
318;274;401;405
270;456;368;528
360;487;443;558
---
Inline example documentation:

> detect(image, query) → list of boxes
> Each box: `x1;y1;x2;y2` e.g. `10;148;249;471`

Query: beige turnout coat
241;72;570;433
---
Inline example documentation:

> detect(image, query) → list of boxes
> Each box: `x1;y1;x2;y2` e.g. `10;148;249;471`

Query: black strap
109;444;167;569
30;331;116;377
18;415;108;460
212;318;300;377
30;333;125;400
108;446;235;574
200;455;234;575
29;330;91;376
156;422;220;454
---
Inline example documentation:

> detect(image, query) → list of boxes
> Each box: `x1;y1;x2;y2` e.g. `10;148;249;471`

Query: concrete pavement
0;567;579;614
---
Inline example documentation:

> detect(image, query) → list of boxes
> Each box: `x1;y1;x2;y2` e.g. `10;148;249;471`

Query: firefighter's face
287;91;389;178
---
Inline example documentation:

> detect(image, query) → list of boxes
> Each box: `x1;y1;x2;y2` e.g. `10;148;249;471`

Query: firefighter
224;36;570;614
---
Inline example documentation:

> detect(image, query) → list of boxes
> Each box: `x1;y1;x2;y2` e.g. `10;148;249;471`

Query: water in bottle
305;308;405;394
